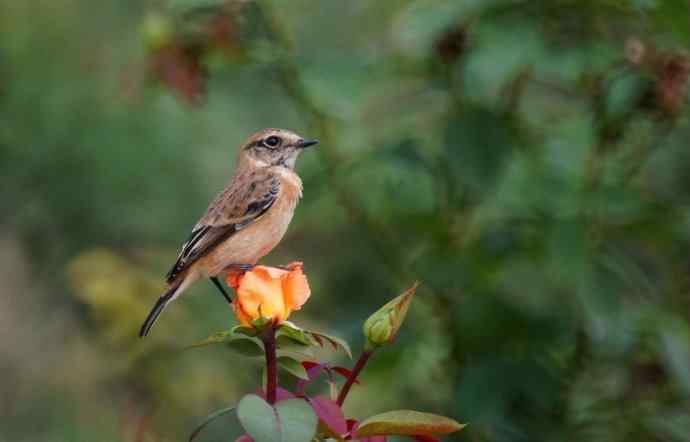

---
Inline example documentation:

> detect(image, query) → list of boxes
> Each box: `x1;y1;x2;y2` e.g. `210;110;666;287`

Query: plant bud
363;282;419;350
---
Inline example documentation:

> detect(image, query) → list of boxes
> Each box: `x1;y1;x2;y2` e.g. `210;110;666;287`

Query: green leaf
187;330;264;357
276;347;315;361
188;406;235;442
651;0;690;42
304;330;353;359
277;323;312;346
276;326;315;359
237;395;279;442
169;0;228;16
659;316;690;394
278;356;310;380
276;335;315;353
275;399;318;442
356;410;465;437
392;0;471;58
186;330;235;348
277;322;350;358
227;338;265;357
237;394;317;442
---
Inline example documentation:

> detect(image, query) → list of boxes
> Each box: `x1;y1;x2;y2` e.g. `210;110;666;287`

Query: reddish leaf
149;44;206;106
347;419;359;433
256;387;295;402
296;363;327;394
412;436;439;442
333;366;360;384
301;361;320;370
235;435;253;442
276;388;296;402
305;363;327;380
656;54;690;116
308;395;347;436
207;14;240;54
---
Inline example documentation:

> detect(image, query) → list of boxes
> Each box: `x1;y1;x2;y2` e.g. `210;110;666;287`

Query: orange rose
227;262;311;326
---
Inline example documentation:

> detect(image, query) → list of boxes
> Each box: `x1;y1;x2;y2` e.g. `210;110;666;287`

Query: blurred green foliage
2;0;690;441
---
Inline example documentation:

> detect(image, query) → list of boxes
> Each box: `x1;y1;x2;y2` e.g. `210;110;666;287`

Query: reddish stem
262;325;278;405
336;350;372;406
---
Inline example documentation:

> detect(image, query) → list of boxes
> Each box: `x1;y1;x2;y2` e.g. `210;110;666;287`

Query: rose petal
229;264;311;326
283;267;311;311
237;270;286;321
226;272;243;289
285;261;304;271
253;265;288;279
233;301;253;326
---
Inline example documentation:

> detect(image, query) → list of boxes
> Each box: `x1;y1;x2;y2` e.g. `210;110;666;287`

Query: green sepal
186;330;264;357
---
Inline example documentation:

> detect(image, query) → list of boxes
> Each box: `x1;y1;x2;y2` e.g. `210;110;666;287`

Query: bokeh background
2;1;690;441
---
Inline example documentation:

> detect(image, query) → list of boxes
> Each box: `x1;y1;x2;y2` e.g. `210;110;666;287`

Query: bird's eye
263;136;281;148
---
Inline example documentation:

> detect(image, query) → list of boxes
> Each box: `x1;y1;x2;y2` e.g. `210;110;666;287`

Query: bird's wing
166;169;281;282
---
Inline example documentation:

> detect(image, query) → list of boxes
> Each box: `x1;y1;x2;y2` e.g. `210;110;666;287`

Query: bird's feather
165;169;281;282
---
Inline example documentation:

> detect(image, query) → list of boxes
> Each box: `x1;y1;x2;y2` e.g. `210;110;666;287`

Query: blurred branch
584;73;608;195
500;67;534;117
529;77;582;99
585;64;635;192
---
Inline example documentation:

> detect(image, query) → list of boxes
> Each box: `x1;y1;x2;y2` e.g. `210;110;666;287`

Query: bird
139;128;318;337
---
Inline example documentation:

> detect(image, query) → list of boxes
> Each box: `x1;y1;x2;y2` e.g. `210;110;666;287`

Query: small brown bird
139;128;318;337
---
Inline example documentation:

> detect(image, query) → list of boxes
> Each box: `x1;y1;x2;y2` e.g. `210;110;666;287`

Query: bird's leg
212;263;255;305
227;263;255;272
210;277;233;305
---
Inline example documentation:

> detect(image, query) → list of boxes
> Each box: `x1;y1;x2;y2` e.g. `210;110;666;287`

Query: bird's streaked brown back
166;168;281;282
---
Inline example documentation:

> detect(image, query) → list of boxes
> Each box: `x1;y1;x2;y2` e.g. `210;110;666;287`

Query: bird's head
238;128;318;170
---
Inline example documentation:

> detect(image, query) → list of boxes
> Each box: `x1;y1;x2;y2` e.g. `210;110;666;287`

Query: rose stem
263;325;278;405
336;350;373;406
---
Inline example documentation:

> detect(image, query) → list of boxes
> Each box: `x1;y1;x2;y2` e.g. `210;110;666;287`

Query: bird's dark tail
139;280;184;338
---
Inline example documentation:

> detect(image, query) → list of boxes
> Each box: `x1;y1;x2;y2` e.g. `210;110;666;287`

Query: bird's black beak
299;139;319;149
